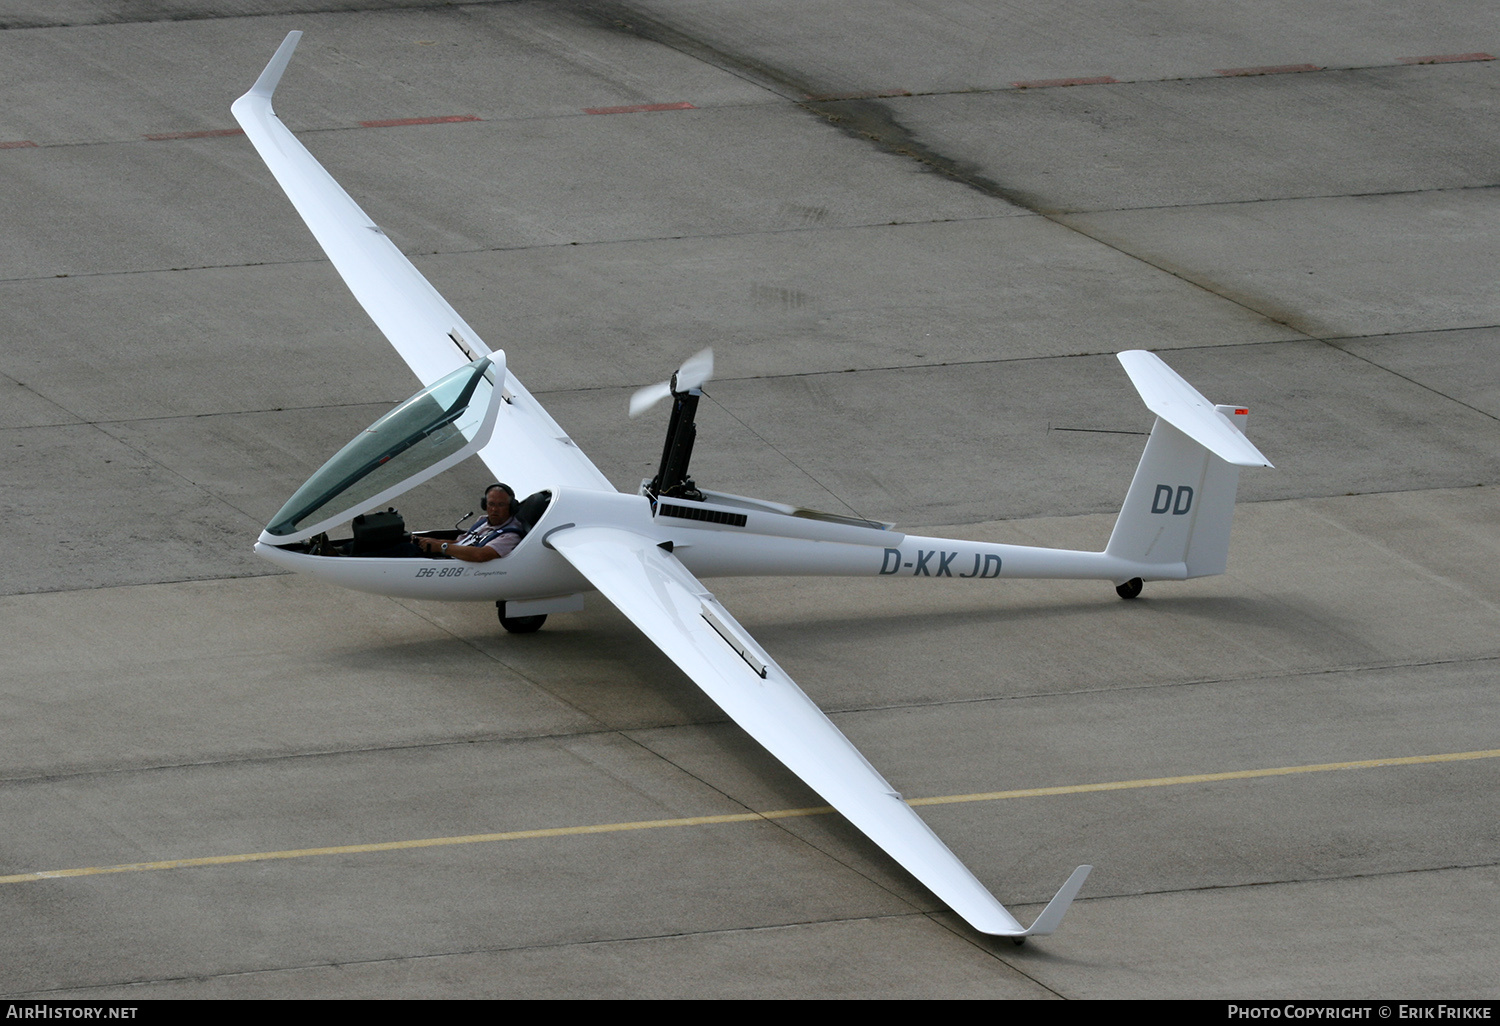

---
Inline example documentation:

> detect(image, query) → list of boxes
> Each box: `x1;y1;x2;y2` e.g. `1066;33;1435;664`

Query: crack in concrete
9;647;1496;784
11;857;1496;998
0;909;970;998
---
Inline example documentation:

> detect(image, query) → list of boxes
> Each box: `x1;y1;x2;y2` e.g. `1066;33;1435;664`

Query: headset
454;483;516;532
481;482;515;516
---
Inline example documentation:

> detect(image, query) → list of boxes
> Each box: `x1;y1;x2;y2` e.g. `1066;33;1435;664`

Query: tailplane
1105;352;1271;578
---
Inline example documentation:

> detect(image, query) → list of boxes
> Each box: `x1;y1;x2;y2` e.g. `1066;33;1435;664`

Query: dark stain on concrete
570;0;1048;213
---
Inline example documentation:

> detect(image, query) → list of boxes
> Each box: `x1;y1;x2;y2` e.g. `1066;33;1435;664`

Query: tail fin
1105;352;1271;578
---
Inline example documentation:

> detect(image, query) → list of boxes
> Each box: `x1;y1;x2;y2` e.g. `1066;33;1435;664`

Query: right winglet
246;30;302;100
231;33;616;500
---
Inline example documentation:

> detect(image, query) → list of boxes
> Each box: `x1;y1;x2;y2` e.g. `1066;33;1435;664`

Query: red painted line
582;102;696;115
1011;76;1117;89
1215;63;1322;76
0;140;37;149
144;128;245;141
359;115;481;128
1399;52;1494;64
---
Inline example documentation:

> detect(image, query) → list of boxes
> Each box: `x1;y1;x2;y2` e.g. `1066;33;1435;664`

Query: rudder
1105;406;1251;577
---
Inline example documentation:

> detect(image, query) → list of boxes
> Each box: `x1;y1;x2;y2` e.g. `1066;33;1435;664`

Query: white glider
234;32;1272;940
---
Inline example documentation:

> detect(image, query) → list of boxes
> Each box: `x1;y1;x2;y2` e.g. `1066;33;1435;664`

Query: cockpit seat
514;490;552;534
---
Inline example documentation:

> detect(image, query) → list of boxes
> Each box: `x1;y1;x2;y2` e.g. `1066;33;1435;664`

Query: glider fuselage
254;483;1181;603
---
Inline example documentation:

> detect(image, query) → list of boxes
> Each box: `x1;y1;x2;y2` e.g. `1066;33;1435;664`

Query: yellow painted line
0;806;834;885
905;747;1500;806
4;748;1496;885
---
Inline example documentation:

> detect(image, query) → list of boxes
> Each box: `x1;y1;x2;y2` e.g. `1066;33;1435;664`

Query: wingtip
1019;864;1092;938
242;30;304;102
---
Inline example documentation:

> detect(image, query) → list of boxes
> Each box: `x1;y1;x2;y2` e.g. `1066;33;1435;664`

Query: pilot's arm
415;534;517;562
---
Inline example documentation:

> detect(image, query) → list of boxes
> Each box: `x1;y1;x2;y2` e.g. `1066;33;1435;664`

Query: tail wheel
1115;577;1143;600
497;602;547;633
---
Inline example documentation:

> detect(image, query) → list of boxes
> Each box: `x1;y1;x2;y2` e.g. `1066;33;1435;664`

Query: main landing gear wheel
1115;577;1143;600
497;602;547;633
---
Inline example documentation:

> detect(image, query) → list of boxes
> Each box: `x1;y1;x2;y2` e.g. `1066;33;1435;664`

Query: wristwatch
441;542;449;553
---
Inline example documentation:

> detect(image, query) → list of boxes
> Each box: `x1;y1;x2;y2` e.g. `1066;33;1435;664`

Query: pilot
415;483;525;562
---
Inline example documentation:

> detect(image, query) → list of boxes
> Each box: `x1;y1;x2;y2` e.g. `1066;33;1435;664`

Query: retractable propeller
629;348;714;418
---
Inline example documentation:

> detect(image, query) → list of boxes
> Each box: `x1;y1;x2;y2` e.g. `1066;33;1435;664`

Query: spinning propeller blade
628;381;674;418
675;347;714;392
628;348;714;418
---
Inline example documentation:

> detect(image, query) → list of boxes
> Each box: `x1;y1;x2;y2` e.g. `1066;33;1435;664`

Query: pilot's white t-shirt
457;515;523;557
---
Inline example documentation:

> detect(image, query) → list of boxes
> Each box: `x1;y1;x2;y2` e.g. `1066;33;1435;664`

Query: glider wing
547;524;1089;937
232;32;611;495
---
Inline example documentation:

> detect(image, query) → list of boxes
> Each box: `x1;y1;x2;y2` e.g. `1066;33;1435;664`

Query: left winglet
1018;864;1092;938
547;523;1090;940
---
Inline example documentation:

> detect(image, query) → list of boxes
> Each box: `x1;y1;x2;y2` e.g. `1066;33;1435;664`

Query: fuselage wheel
1011;937;1026;947
1116;577;1143;600
497;602;547;633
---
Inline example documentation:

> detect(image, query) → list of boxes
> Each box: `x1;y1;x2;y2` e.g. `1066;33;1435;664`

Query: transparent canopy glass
266;357;495;537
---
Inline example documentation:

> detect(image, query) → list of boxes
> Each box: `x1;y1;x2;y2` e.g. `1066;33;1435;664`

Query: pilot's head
483;483;515;522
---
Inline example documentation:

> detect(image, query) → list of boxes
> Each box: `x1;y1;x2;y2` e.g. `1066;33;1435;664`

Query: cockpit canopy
260;356;502;545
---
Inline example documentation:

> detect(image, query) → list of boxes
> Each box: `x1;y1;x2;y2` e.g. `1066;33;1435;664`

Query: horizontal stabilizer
1118;351;1272;468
